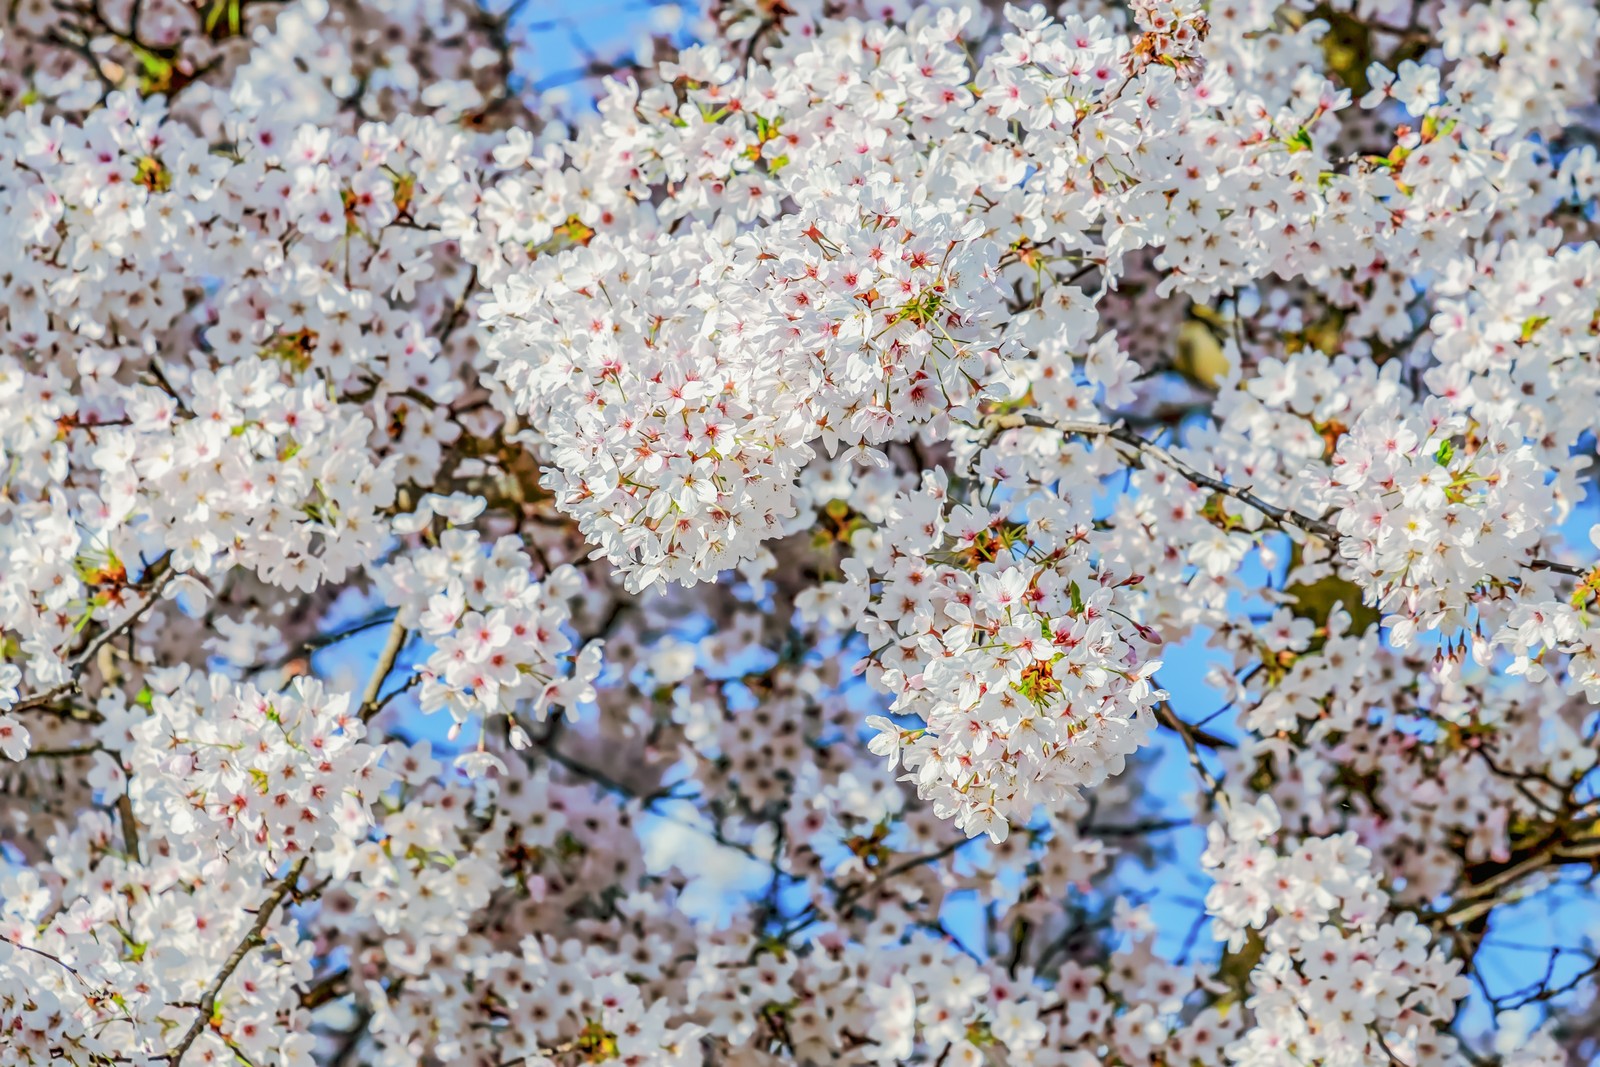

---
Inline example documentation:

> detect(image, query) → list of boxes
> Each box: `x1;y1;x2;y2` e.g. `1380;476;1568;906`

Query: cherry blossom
3;0;1600;1064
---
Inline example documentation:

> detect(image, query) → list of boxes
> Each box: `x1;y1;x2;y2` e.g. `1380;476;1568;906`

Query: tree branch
11;555;175;714
1155;700;1231;815
117;792;142;862
358;618;409;722
997;414;1589;578
165;857;308;1064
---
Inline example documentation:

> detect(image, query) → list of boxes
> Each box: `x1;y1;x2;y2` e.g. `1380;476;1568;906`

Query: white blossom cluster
816;469;1165;841
1204;798;1472;1067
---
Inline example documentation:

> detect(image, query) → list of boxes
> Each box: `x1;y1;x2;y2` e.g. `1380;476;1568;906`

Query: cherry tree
3;0;1600;1064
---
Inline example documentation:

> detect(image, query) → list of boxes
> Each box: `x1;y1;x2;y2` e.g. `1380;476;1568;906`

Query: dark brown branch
358;618;409;722
1155;700;1230;814
117;792;142;861
298;966;350;1010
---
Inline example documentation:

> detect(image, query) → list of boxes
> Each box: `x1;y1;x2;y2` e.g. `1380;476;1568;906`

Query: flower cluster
1205;798;1473;1067
818;470;1164;841
376;528;602;728
0;675;385;1064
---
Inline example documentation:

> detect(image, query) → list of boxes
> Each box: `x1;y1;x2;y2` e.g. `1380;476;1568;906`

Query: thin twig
0;933;91;985
1156;700;1231;815
436;267;478;345
358;618;409;722
11;556;176;713
995;414;1588;578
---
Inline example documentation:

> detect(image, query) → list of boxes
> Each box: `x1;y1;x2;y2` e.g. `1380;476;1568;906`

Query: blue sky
522;0;695;103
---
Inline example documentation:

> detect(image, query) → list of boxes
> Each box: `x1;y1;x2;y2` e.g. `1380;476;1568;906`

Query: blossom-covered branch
2;0;1600;1065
